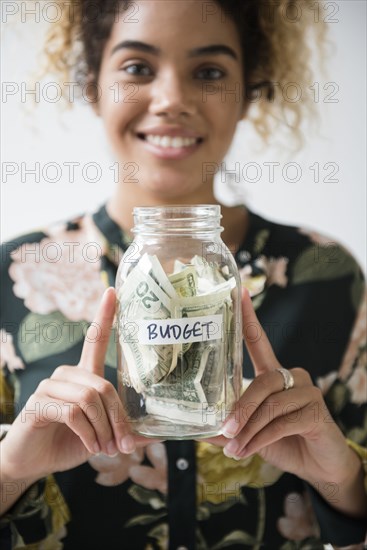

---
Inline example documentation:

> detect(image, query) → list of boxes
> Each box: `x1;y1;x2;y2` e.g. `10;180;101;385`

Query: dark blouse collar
92;203;130;251
91;202;273;266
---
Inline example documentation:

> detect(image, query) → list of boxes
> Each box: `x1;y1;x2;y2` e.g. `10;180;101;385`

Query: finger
30;393;100;455
37;378;116;455
134;435;164;447
79;287;116;377
51;365;136;454
118;435;165;454
222;367;311;438
195;435;228;447
225;402;318;459
223;385;319;456
242;287;280;375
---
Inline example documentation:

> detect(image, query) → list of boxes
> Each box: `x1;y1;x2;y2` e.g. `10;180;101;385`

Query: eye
123;63;153;77
196;67;225;80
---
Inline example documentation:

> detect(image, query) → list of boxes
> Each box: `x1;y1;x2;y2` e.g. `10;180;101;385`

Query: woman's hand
204;289;367;518
1;288;153;484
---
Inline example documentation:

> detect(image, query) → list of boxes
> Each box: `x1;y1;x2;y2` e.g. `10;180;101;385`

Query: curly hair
40;0;327;145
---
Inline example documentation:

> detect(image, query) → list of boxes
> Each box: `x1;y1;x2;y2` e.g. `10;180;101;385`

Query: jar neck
132;205;223;237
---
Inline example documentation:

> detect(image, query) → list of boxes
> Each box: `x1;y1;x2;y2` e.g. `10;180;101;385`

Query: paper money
145;344;218;426
147;343;208;405
118;263;177;391
117;252;237;425
168;266;198;298
139;253;177;299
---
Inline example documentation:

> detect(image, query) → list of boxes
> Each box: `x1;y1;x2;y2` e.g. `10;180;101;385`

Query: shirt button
176;458;189;471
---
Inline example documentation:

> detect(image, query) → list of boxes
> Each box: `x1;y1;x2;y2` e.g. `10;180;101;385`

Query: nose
148;69;197;118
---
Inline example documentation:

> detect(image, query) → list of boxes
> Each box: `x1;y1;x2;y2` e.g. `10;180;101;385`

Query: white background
1;1;366;272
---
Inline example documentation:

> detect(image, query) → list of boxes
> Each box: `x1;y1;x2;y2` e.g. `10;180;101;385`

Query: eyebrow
110;40;238;61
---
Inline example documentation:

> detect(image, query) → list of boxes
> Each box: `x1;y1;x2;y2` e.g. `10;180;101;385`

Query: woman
1;1;366;548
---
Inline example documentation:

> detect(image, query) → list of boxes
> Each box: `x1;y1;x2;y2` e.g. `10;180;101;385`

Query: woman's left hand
205;289;360;494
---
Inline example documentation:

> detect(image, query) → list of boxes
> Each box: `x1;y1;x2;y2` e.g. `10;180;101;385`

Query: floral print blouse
1;204;366;550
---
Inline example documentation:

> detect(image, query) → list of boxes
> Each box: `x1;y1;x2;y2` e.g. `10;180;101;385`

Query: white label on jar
138;314;223;345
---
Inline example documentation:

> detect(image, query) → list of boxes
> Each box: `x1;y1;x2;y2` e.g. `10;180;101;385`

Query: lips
136;130;203;160
138;134;202;149
136;125;204;139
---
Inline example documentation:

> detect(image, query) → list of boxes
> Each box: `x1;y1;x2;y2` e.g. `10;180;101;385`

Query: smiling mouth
137;133;204;149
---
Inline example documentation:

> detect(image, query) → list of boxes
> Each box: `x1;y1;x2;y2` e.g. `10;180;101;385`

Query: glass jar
115;205;242;439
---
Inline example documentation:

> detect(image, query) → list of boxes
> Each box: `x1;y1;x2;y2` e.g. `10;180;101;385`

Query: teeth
145;135;199;148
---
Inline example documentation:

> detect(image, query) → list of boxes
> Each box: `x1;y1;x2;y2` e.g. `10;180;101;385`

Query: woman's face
96;0;246;200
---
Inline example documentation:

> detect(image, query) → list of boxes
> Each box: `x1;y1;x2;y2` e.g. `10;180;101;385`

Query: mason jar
115;205;242;439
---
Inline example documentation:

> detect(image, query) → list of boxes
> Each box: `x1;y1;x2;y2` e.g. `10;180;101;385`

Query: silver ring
276;368;295;391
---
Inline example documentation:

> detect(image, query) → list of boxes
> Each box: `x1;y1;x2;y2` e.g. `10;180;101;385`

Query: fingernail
93;441;101;454
107;440;118;456
224;439;240;456
120;435;136;454
223;447;241;460
222;418;239;439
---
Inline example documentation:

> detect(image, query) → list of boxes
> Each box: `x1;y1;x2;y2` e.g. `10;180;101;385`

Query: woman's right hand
1;287;152;483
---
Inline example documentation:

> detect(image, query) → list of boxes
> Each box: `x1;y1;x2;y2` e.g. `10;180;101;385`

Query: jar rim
133;204;221;217
132;205;222;234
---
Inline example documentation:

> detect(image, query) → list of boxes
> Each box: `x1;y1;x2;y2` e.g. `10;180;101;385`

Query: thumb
79;287;116;377
242;287;280;376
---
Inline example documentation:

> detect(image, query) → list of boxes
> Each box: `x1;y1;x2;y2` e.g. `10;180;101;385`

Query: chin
141;173;199;199
145;185;195;202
